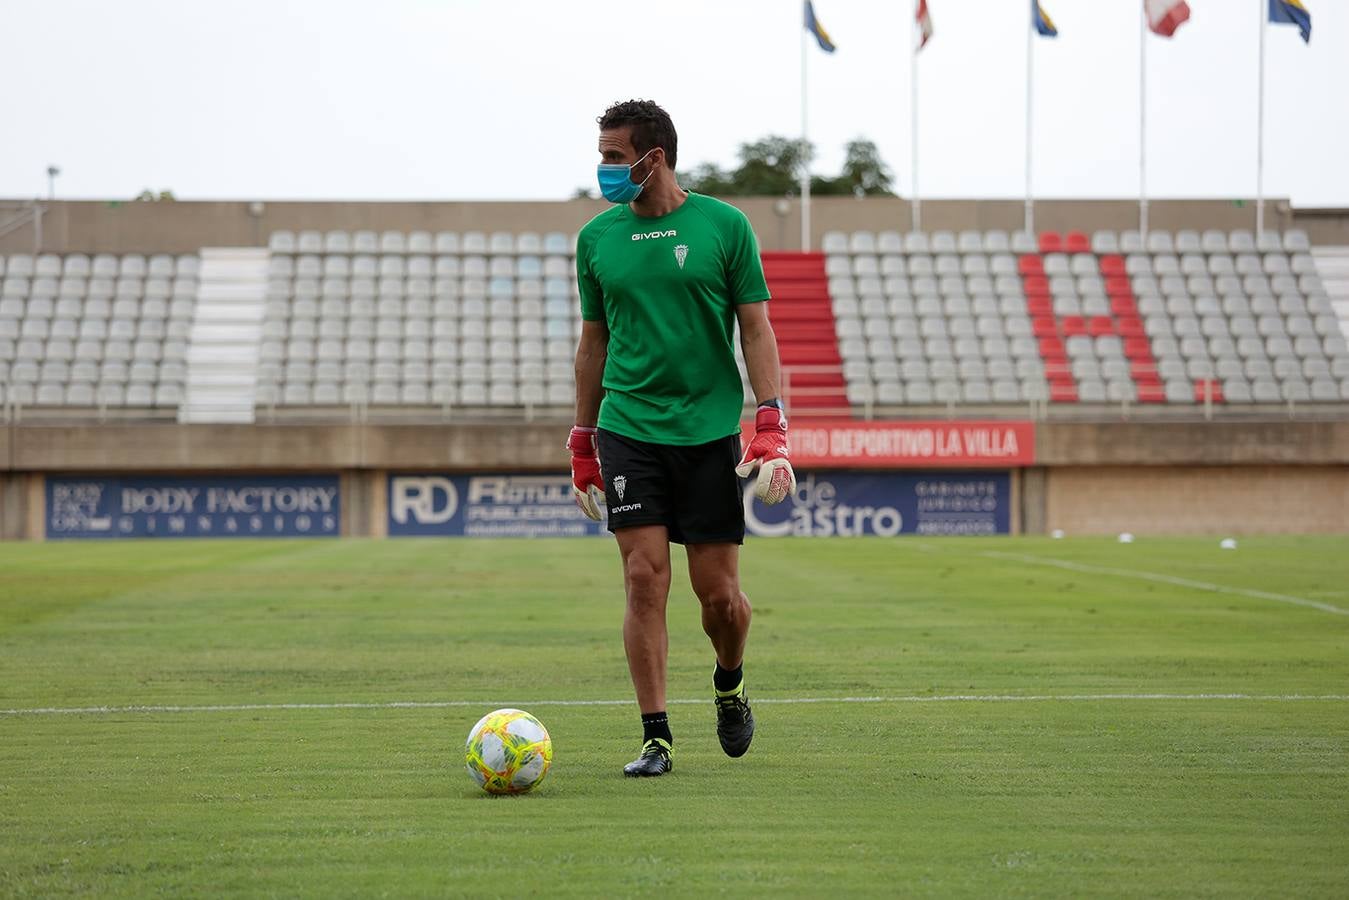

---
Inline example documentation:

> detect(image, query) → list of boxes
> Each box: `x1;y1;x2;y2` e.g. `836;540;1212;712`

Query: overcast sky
3;0;1345;206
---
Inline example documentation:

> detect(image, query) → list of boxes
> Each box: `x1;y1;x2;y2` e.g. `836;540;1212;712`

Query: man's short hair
597;99;678;171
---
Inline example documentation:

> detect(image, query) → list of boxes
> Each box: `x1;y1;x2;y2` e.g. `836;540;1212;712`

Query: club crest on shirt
674;244;689;269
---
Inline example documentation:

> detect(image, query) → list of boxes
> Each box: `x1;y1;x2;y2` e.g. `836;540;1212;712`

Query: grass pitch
2;536;1347;897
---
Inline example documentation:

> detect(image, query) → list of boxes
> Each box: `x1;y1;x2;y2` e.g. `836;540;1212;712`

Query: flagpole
1025;7;1035;235
911;7;921;233
800;18;811;252
1139;4;1149;238
1256;0;1267;235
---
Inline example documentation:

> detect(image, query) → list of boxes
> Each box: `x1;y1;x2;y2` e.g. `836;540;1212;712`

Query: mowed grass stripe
1;537;1347;896
6;693;1349;717
2;537;1347;707
3;699;1347;897
979;550;1349;616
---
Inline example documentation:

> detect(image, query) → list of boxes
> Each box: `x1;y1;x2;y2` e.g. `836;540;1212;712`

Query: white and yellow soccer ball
465;708;553;795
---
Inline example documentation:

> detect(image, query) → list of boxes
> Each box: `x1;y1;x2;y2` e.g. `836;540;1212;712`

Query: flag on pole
916;0;933;50
1032;2;1058;38
1145;0;1190;37
1269;0;1311;43
804;1;836;53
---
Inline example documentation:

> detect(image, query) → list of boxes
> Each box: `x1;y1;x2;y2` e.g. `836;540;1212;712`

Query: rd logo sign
389;477;459;525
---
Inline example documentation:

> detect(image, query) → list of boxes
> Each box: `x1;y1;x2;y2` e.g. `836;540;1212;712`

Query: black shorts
596;428;745;545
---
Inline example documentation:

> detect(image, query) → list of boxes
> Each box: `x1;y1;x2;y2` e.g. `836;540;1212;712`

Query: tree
838;138;894;196
683;162;736;197
684;135;892;198
685;135;809;197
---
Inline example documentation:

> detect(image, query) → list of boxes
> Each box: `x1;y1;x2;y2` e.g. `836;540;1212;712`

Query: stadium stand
4;227;1347;421
822;228;1349;409
758;252;849;415
0;252;196;414
256;229;581;413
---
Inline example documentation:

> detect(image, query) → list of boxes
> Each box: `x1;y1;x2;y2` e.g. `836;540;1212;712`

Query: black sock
641;711;672;746
713;662;743;693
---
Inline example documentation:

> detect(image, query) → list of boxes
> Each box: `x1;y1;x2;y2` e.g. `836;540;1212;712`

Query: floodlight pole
1138;6;1149;238
1024;12;1035;235
1256;0;1267;235
800;23;811;252
910;11;921;233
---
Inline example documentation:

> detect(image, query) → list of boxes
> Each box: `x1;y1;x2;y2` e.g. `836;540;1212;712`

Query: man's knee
624;552;670;606
696;578;744;618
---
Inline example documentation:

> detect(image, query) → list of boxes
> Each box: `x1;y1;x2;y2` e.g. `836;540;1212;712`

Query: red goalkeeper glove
567;426;605;521
736;402;796;505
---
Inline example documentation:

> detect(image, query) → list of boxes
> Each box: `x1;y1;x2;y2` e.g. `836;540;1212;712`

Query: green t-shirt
577;192;770;446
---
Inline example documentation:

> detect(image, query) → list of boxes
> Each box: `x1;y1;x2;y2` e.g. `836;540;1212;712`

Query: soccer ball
465;708;553;795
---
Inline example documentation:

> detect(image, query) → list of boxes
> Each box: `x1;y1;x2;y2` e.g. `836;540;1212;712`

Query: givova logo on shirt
631;230;677;241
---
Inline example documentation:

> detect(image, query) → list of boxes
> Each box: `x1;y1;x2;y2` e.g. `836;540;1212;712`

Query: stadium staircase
1312;246;1349;341
761;252;849;416
1019;232;1173;405
180;248;269;423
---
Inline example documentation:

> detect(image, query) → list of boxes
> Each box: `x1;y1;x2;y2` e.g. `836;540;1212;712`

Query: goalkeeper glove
735;401;796;505
567;426;605;521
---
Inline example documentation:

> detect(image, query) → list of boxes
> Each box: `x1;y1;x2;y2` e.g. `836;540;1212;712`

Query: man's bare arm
574;319;610;425
736;302;781;405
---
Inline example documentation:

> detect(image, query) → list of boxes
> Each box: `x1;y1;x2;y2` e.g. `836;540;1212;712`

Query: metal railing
777;364;852;418
0;201;43;251
5;371;1347;427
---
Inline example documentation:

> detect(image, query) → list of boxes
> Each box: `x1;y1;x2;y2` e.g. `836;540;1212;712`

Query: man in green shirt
566;99;797;777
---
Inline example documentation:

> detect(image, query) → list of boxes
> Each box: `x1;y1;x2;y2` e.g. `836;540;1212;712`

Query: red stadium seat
1130;361;1159;382
1127;348;1160;367
1087;316;1115;337
1117;317;1145;338
1026;297;1052;316
1018;255;1044;275
1136;384;1166;403
1023;275;1049;296
1105;276;1133;297
1049;384;1079;403
1110;295;1138;316
1038;232;1063;254
1099;255;1126;277
1060;316;1087;336
1064;231;1090;254
1038;336;1066;360
1044;359;1072;380
1194;380;1224;403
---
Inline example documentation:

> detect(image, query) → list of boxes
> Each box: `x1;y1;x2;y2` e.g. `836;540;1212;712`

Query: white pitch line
3;694;1348;717
980;550;1349;617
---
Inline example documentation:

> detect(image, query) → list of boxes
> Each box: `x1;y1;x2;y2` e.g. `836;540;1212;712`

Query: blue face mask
597;149;656;204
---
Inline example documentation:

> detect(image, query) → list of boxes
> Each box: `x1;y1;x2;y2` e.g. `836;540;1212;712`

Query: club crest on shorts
673;244;689;269
613;475;627;501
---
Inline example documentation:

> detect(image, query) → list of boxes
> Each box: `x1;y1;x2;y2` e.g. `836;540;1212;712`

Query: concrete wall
6;420;1345;473
1026;421;1349;534
5;197;1338;256
0;423;567;472
1034;421;1349;467
1043;465;1349;535
2;420;1346;538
